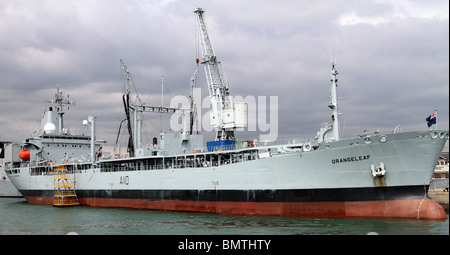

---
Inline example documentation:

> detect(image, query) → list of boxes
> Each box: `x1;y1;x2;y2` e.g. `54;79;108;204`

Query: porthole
364;137;372;144
431;132;438;139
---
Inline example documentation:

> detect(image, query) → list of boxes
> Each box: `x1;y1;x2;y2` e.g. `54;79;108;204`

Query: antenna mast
329;62;340;141
45;87;75;135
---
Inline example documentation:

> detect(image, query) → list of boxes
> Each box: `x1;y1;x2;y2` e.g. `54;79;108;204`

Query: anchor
371;162;386;177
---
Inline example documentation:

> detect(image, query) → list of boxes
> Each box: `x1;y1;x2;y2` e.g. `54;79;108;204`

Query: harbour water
0;197;448;235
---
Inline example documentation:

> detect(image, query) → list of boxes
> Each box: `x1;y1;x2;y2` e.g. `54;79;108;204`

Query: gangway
53;165;79;207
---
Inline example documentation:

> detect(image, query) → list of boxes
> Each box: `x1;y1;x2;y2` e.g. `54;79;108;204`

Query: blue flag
426;112;436;127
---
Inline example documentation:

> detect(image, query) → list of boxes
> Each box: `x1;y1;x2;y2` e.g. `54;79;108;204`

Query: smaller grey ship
1;141;22;197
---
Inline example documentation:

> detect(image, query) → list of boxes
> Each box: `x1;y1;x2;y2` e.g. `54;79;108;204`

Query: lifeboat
19;149;31;161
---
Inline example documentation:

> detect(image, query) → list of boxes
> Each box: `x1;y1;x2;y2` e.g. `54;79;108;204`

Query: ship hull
19;185;446;219
7;130;449;219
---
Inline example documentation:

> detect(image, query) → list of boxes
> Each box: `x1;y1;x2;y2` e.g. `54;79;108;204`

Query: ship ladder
53;165;79;207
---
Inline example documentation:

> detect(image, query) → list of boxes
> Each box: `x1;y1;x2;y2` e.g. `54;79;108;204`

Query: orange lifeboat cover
19;149;30;160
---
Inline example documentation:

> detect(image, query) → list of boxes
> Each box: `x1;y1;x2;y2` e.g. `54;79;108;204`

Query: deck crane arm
194;7;246;141
189;69;199;135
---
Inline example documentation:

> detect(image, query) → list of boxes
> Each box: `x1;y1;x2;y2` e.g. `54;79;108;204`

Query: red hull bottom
24;196;447;220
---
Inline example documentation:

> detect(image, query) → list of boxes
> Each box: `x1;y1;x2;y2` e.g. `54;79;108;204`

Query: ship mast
329;62;340;141
194;7;237;141
120;59;135;157
119;59;196;156
44;87;75;135
316;62;341;144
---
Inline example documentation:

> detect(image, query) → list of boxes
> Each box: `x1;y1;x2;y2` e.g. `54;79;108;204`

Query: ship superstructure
5;7;448;219
4;88;107;182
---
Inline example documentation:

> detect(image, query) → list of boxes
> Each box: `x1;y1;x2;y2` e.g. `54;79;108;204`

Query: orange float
19;149;30;160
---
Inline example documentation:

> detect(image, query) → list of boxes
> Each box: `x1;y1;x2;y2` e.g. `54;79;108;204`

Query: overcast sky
1;0;448;151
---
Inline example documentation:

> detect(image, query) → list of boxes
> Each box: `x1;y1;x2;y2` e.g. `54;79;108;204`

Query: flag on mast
426;111;437;127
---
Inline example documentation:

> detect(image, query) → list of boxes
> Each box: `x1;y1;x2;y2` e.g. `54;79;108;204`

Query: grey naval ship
5;7;448;219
